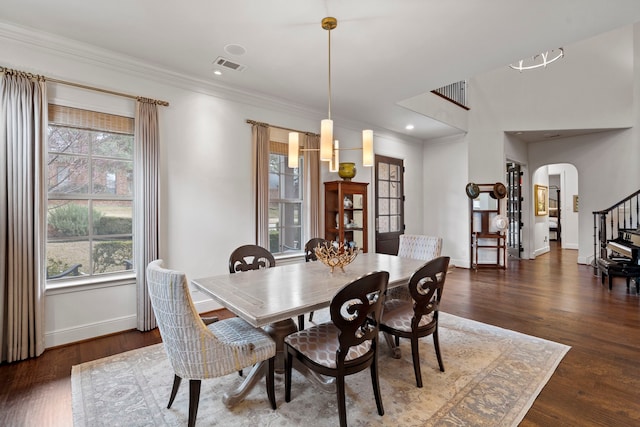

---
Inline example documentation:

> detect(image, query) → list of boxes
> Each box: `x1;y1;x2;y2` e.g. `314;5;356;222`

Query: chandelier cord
327;25;332;120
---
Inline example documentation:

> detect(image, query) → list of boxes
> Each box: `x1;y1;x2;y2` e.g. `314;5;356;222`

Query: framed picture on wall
535;184;548;216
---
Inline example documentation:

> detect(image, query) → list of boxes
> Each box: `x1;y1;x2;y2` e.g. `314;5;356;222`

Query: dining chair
146;260;276;427
379;256;450;388
302;237;330;328
228;244;276;273
284;270;389;427
389;234;443;302
228;244;305;330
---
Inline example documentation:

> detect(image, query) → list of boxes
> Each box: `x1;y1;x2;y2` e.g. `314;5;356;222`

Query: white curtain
253;123;270;247
134;99;160;331
305;133;321;238
0;71;47;362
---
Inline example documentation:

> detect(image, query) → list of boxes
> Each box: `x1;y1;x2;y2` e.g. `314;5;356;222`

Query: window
268;138;303;254
46;105;134;281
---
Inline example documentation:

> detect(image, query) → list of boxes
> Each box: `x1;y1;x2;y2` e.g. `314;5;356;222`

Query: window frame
45;104;136;287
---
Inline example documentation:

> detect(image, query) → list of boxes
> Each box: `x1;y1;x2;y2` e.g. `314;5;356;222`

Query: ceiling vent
213;56;247;72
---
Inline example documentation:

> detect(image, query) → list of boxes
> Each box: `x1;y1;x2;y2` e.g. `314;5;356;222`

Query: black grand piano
597;229;640;292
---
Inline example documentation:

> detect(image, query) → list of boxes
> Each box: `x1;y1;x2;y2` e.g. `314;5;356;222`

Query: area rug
72;312;570;426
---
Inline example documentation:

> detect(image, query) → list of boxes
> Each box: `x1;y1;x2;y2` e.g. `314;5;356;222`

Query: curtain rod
1;66;169;107
246;119;319;137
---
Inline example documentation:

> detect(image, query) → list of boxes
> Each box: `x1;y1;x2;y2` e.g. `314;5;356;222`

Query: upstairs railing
592;189;640;266
431;80;469;110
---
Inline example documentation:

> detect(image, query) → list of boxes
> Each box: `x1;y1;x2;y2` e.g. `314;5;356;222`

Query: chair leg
433;328;445;372
298;314;305;330
370;352;384;416
188;379;201;427
284;350;293;402
266;357;276;409
411;335;423;388
336;375;348;427
167;374;182;409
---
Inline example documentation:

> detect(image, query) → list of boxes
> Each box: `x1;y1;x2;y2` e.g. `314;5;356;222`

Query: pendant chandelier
288;17;374;170
509;48;564;71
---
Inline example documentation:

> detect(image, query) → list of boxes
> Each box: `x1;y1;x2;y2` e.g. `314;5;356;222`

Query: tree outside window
46;105;134;281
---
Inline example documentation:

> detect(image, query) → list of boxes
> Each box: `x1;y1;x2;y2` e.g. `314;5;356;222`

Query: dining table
191;252;427;407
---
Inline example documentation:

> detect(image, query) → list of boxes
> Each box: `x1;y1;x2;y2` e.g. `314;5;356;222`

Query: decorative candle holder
314;241;358;273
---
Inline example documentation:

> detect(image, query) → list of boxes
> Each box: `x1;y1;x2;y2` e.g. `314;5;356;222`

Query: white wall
459;24;640;265
423;135;469;268
1;25;425;347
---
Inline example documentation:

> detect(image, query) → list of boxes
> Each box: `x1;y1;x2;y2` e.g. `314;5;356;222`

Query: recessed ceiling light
224;44;246;56
213;70;223;76
405;124;414;130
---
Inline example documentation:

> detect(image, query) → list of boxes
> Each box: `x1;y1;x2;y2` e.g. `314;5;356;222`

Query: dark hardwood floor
2;243;639;426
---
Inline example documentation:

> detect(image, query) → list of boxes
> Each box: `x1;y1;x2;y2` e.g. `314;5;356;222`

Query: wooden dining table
191;252;426;407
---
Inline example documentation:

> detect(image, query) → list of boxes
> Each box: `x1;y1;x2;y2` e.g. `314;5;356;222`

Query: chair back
397;234;442;261
329;271;389;364
229;244;276;273
304;238;330;262
146;260;217;378
408;256;450;321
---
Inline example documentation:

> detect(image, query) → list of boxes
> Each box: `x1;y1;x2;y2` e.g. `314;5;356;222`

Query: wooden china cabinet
324;181;368;253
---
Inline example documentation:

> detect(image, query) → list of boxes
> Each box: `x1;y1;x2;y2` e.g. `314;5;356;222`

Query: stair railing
592;189;640;269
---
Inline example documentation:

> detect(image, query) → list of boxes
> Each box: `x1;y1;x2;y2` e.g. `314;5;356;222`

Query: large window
46;105;134;281
268;139;303;254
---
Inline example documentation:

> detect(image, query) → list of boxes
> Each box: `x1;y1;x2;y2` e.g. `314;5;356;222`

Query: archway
531;163;579;258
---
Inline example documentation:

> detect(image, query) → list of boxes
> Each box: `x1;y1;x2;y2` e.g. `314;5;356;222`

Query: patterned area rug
72;312;569;426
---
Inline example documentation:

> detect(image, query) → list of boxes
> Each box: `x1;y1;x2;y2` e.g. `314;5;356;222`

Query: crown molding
0;21;420;143
0;21;322;119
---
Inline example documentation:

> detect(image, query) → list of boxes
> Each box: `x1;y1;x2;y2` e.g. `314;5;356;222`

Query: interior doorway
506;162;523;259
374;155;404;255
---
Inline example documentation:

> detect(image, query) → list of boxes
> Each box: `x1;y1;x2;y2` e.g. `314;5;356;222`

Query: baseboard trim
45;315;137;348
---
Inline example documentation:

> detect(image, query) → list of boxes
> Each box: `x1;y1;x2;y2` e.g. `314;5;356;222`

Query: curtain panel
253;123;270;248
134;100;160;331
0;72;47;362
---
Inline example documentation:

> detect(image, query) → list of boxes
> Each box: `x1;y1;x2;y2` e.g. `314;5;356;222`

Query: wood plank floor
1;243;639;426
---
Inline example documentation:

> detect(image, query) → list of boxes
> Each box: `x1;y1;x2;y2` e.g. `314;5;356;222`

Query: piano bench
597;258;640;293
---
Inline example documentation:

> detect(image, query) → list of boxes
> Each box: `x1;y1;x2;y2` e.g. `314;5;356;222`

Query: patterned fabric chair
379;256;450;388
389;234;443;301
146;260;276;427
302;237;330;327
285;271;389;427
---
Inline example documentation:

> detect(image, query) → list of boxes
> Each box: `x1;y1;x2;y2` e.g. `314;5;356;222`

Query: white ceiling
2;0;640;141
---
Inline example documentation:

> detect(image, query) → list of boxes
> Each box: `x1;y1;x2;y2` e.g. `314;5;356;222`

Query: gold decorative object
314;241;358;273
338;162;356;181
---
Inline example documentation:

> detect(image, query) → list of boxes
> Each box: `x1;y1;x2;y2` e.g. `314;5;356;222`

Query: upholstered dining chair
379;256;450;388
285;270;389;427
146;260;276;427
302;237;330;328
389;234;443;302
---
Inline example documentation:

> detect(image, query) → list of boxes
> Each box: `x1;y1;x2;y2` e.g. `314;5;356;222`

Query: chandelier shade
288;17;374;170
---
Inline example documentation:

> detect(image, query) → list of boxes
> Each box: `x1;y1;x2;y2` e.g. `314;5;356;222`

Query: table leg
222;361;266;408
223;318;335;407
264;319;298;373
383;332;402;359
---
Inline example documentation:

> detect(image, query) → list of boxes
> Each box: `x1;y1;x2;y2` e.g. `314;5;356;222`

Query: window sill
46;271;136;295
274;251;305;265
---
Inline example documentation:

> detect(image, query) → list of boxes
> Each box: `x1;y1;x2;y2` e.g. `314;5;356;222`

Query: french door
506;162;523;259
375;155;404;255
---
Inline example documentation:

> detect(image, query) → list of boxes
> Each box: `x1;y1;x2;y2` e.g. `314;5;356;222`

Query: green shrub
96;216;132;235
48;203;103;237
93;240;132;273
